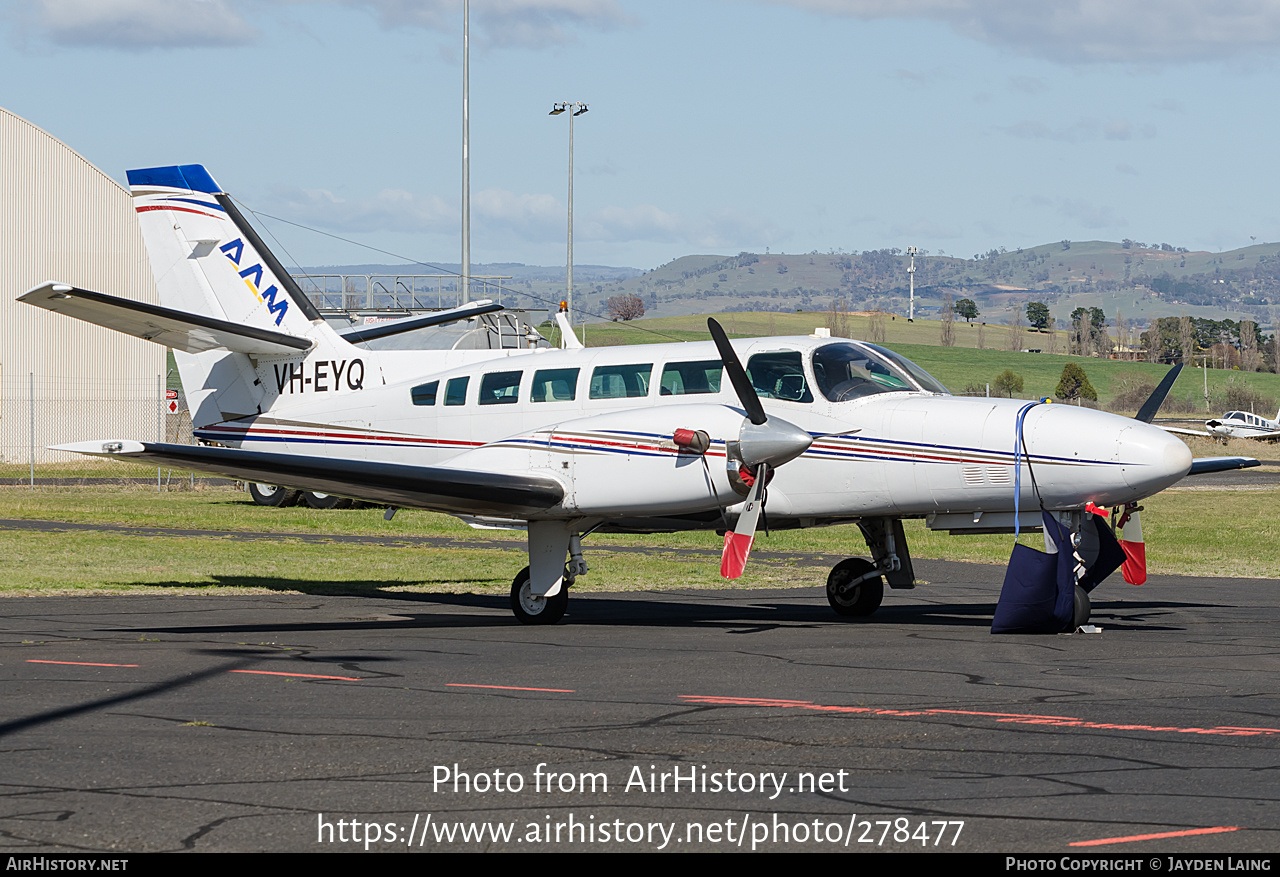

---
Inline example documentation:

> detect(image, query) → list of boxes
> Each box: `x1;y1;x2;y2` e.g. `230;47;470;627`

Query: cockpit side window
745;351;813;403
660;360;723;396
812;343;915;402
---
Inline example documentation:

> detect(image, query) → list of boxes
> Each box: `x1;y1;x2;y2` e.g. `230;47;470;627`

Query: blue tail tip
126;164;221;195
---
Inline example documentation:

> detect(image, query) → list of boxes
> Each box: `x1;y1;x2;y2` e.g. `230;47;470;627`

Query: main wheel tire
510;566;568;625
826;557;884;617
301;491;353;510
249;483;300;507
1072;584;1092;630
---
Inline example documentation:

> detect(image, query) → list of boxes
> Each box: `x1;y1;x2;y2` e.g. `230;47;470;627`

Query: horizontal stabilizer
19;282;312;356
1187;456;1260;475
339;300;504;344
51;440;564;517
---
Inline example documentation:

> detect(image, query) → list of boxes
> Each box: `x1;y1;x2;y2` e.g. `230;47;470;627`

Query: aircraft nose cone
1120;420;1192;495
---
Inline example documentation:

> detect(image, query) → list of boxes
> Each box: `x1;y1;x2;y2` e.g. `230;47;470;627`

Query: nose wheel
1072;584;1091;629
826;557;884;617
510;566;569;625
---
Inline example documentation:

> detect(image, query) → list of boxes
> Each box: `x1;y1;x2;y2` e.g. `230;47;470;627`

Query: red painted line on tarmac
230;670;361;681
1070;826;1241;847
679;696;1280;738
447;683;575;693
27;660;139;667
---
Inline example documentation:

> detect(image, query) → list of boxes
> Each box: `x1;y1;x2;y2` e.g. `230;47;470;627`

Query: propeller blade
708;318;767;425
1117;504;1147;585
1134;363;1183;423
721;463;768;579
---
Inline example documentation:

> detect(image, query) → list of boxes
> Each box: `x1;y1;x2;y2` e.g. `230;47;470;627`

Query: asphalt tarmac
1;559;1276;854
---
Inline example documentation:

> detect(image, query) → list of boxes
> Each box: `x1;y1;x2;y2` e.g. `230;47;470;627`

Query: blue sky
4;1;1280;271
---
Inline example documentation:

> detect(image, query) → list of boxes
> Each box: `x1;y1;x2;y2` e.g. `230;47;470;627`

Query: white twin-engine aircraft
1165;408;1280;443
20;165;1249;625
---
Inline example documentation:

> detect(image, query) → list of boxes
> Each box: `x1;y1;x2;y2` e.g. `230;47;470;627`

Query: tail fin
127;165;323;335
127;165;358;427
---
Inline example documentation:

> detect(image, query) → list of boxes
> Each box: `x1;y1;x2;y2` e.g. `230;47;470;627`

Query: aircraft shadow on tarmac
114;576;1213;634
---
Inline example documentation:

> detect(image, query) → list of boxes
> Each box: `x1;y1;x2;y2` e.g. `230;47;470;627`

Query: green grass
1;483;1274;597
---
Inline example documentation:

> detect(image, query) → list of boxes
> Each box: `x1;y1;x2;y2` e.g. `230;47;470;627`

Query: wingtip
50;440;146;456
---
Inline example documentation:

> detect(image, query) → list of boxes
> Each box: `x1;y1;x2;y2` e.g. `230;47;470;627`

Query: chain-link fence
0;373;215;489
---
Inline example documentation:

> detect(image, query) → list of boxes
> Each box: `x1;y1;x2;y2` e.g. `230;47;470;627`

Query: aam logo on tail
219;238;288;326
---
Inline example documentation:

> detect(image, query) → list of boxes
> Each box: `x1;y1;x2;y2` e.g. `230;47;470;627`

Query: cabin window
410;380;438;406
659;360;723;396
589;364;652;399
531;368;579;402
812;343;913;402
444;376;469;406
746;351;813;403
479;371;522;405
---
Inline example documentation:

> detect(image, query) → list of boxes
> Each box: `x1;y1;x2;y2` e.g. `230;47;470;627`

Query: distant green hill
303;239;1279;334
567;241;1278;332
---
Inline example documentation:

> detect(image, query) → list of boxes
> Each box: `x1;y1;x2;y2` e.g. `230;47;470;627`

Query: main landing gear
824;517;916;619
510;567;569;625
826;558;884;616
510;521;589;625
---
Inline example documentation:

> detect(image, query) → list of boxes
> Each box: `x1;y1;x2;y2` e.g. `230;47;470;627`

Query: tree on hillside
1056;362;1097;402
954;298;979;323
993;369;1023;398
940;292;955;347
1025;301;1051;332
1070;306;1109;355
606;293;646;321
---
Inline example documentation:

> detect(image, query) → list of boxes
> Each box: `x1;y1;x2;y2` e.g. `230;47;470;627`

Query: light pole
461;0;470;304
906;246;918;322
550;101;588;324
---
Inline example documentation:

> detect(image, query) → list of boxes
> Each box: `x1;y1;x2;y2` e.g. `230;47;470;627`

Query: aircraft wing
1159;425;1213;438
19;282;312;356
52;440;564;517
1187;456;1261;475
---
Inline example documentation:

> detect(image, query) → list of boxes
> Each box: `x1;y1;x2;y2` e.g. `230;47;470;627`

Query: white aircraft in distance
19;165;1259;625
1164;409;1280;443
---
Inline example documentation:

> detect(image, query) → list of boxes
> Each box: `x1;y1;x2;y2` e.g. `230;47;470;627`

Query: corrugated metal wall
1;105;164;466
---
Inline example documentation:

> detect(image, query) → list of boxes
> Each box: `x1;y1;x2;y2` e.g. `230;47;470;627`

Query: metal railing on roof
293;274;513;312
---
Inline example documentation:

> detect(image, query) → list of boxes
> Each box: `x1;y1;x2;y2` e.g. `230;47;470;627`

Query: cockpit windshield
863;344;950;395
812;342;949;402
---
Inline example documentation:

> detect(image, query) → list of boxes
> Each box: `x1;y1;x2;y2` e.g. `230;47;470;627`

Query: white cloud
332;0;630;48
1058;198;1123;229
22;0;258;49
11;0;629;51
274;184;567;243
1008;75;1048;94
769;0;1280;63
582;204;682;243
270;185;456;234
888;218;963;240
472;188;564;240
273;181;778;253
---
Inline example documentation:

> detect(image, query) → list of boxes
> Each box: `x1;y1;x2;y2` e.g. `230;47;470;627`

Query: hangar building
0;105;165;476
